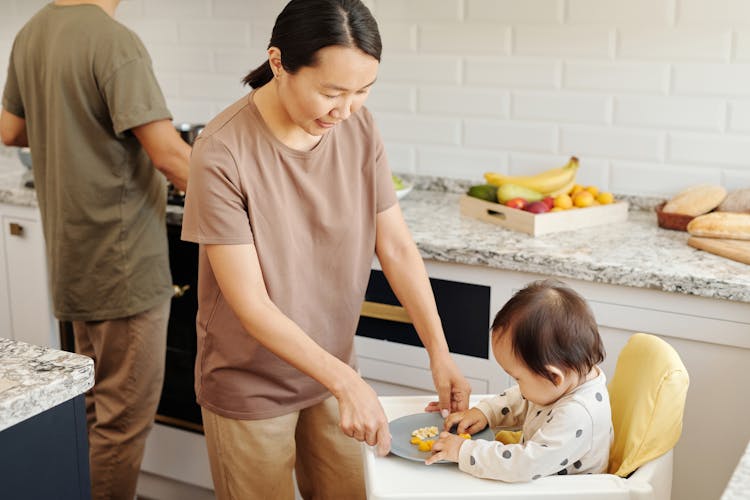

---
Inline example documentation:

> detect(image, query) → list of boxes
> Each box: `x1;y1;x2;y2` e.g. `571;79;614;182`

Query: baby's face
493;332;568;406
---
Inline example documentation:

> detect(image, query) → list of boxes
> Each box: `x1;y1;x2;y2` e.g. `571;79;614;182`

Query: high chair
364;333;690;500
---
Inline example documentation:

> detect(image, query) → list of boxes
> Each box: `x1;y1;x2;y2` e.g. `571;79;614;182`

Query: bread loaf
662;184;727;216
686;212;750;240
718;188;750;214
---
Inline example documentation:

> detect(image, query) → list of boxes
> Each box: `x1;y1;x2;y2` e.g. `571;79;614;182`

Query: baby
426;279;613;482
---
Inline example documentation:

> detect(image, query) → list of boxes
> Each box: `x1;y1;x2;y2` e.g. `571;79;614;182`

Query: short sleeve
2;41;25;118
369;112;397;213
181;134;254;245
100;36;171;136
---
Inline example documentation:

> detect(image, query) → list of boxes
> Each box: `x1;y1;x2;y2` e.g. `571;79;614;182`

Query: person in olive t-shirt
0;1;190;498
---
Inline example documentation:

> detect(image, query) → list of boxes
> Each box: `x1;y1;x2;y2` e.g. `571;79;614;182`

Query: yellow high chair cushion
607;333;689;477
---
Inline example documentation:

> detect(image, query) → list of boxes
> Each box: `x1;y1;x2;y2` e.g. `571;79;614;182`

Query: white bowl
396;183;413;200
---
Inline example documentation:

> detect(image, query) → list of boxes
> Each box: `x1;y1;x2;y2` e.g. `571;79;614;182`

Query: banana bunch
484;157;579;198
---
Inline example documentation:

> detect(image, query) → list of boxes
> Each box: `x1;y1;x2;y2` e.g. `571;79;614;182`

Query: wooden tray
459;195;629;236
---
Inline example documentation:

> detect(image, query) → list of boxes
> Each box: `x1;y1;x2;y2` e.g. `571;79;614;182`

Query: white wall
2;0;750;197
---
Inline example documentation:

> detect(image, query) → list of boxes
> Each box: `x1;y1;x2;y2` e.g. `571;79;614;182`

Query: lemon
553;193;573;209
570;184;584;196
573;190;595;208
585;185;599;197
597;192;614;205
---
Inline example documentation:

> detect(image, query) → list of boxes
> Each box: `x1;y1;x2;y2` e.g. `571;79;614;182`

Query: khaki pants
73;299;170;500
202;397;366;500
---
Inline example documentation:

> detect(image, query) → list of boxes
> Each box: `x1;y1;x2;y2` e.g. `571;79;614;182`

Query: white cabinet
357;259;750;500
0;203;58;348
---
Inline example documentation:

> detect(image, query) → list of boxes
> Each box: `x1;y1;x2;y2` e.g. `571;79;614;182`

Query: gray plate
389;412;495;463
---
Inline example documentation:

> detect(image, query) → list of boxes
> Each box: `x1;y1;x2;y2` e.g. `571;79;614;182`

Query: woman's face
276;45;379;137
493;330;567;406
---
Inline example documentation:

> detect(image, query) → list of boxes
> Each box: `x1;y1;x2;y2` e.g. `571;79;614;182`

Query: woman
181;0;471;498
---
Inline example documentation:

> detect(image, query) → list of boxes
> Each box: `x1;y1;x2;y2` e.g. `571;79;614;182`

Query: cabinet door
2;214;58;348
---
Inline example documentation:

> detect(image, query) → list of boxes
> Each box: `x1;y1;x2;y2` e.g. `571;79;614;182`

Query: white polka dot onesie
458;370;613;482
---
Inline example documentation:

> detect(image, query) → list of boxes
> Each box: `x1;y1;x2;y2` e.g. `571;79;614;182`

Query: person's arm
132;119;190;191
0;108;28;147
375;203;472;415
205;242;392;456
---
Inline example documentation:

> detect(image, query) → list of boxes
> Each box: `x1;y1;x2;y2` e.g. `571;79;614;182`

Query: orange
553;194;573;209
570;184;584;196
585;185;599;197
573;190;595;208
597;192;614;205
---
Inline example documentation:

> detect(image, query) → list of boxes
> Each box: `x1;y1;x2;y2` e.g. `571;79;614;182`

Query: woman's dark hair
243;0;382;88
491;279;605;383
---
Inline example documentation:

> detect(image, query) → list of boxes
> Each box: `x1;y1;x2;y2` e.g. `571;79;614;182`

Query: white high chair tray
362;395;633;500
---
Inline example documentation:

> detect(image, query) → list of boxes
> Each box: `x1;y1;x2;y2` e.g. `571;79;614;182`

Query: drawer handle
9;222;24;236
172;284;191;298
361;301;412;324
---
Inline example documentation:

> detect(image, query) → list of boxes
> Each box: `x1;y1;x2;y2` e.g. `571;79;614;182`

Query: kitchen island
0;337;94;499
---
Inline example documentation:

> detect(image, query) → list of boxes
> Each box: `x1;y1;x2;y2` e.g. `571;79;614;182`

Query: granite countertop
2;169;749;303
0;337;94;432
723;440;750;499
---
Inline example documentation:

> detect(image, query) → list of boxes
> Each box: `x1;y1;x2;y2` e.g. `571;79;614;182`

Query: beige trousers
202;397;366;500
73;299;170;500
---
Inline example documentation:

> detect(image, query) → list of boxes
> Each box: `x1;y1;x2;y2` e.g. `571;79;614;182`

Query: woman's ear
267;47;283;78
545;365;566;387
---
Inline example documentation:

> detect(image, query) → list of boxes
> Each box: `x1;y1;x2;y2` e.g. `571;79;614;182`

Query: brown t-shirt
2;4;173;321
181;92;397;419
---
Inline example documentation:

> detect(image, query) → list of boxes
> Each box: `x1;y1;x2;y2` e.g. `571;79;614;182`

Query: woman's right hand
443;407;488;435
335;372;391;457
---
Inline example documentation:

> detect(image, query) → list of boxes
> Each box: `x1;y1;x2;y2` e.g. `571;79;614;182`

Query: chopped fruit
459;433;471;439
410;436;422;445
418;440;435;452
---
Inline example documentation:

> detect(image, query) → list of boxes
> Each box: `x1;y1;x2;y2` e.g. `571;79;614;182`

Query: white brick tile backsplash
419;24;510;54
378;55;461;84
374;0;462;22
465;58;560;88
0;0;748;196
379;23;418;52
564;62;669;93
512;92;610;124
610;161;723;196
180;74;246;102
384;144;416;173
673;63;750;97
465;0;562;24
722;169;750;190
126;20;180;45
678;0;750;27
728;101;750;133
515;26;612;58
145;0;210;18
614;96;725;131
464;119;557;153
367;85;416;113
374;113;462;145
418;87;509;117
177;21;249;47
560;126;664;161
618;28;732;61
417;147;508;180
735;32;750;62
669;133;750;167
568;0;674;25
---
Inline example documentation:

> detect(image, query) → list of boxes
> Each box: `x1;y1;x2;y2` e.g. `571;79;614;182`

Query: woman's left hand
425;353;471;417
425;431;464;465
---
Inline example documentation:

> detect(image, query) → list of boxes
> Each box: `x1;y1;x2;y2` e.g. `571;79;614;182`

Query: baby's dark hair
491;279;604;383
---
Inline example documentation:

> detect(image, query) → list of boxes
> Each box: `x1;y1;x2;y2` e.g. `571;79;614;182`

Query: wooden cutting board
688;236;750;265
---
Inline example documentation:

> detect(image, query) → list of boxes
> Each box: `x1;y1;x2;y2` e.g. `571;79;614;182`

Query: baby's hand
443;408;488;435
425;432;464;464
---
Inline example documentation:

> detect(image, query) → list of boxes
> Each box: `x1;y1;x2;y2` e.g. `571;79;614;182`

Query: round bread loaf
662;184;727;216
718;188;750;214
